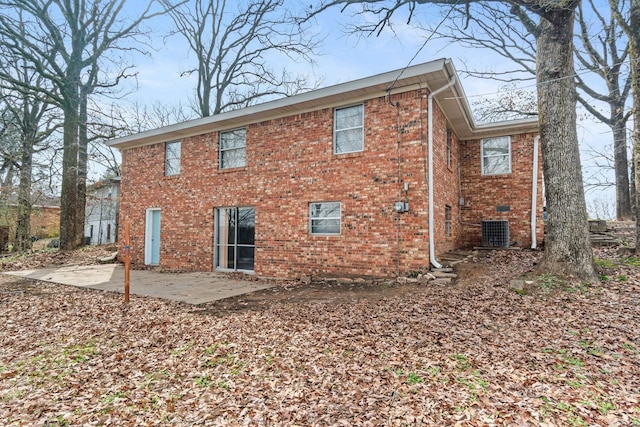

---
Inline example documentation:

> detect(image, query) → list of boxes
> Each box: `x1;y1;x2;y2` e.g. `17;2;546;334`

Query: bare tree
473;84;538;122
5;87;57;251
610;0;640;250
306;0;597;280
587;196;616;220
575;0;632;220
162;0;321;117
425;0;633;220
0;20;59;252
0;0;166;250
120;101;194;132
0;106;21;201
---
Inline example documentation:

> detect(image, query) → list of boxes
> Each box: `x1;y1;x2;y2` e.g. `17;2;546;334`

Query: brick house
108;59;542;279
0;195;60;251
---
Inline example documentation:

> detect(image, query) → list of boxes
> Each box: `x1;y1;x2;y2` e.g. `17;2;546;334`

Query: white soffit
107;58;538;150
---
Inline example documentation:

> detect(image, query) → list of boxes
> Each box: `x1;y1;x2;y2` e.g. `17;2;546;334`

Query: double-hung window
220;128;246;169
481;136;511;175
165;141;181;176
334;104;364;154
310;202;341;235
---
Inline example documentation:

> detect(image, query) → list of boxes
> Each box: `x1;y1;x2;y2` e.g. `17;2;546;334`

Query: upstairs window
165;141;181;176
334;104;364;154
310;202;341;235
220;128;246;169
481;136;511;175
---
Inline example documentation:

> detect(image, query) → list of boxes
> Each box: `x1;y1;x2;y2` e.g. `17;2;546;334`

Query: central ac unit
481;220;510;248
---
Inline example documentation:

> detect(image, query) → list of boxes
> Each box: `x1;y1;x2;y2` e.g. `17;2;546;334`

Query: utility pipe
531;135;540;249
428;73;456;269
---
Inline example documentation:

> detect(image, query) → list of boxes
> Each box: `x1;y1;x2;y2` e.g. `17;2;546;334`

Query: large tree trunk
631;161;637;217
629;0;640;252
612;109;632;220
59;102;79;251
15;126;34;252
76;87;89;247
535;7;596;280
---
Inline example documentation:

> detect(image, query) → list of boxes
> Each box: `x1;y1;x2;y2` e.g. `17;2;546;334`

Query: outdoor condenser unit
481;220;510;248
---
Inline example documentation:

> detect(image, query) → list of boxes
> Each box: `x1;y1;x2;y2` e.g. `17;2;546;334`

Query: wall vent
481;220;510;248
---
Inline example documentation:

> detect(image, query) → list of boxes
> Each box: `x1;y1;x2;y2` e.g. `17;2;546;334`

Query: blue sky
107;1;619;217
129;4;517;111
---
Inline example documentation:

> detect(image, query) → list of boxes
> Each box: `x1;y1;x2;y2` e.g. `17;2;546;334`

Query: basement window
165;141;181;176
445;205;452;237
334;104;364;154
310;202;341;235
220;128;246;169
481;136;511;175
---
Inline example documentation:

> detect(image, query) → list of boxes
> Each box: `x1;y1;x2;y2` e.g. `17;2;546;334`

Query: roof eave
108;59;452;150
433;62;539;139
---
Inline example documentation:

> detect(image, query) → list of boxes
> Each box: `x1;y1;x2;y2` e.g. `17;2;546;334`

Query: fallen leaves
0;245;114;272
0;248;639;426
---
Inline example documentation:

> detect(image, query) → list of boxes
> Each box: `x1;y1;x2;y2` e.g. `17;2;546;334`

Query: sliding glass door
215;207;255;272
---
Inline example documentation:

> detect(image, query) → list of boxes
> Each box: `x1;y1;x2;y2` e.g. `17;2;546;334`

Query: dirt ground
0;220;633;313
194;280;433;316
195;250;526;315
0;246;500;315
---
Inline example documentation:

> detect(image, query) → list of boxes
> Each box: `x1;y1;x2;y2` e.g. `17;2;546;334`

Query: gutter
531;135;540;249
428;71;457;269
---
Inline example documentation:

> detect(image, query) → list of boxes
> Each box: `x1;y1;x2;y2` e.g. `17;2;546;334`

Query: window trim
445;205;452;238
165;140;181;176
481;136;512;176
219;128;247;170
333;104;364;155
309;201;341;235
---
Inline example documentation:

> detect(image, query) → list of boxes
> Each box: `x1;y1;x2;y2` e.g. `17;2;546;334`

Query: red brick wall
118;88;539;278
430;106;462;253
31;207;60;238
459;133;544;248
0;206;59;246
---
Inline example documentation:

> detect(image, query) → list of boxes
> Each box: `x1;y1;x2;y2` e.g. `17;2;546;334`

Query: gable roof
107;58;538;150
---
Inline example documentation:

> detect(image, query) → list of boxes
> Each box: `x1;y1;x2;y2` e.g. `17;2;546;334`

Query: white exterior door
145;208;161;265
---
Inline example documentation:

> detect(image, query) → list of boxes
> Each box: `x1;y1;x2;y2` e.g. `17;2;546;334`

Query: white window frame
165;141;181;176
445;205;452;237
309;201;341;235
220;128;246;169
481;136;511;175
334;104;364;154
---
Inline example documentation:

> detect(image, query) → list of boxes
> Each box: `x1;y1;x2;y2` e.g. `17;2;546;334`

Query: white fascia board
470;117;540;139
107;59;449;150
435;61;539;139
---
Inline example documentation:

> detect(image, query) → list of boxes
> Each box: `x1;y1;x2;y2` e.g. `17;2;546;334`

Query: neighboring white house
84;177;120;245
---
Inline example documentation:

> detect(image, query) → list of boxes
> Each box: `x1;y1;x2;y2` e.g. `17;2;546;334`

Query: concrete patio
3;264;274;304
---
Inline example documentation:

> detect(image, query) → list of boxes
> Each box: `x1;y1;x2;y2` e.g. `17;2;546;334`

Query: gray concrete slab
3;264;274;304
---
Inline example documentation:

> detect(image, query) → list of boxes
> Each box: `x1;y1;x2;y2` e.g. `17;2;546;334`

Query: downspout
428;73;456;269
531;135;540;249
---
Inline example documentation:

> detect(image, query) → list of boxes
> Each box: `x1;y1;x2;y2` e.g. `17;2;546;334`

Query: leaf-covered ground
0;245;115;272
1;248;639;426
